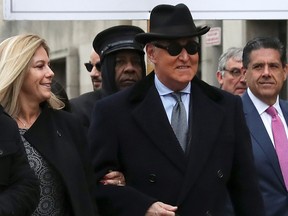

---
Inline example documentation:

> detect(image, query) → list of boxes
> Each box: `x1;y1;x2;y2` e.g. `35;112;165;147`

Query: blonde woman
0;34;124;216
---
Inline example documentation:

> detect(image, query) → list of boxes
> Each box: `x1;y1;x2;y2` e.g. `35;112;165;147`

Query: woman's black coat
0;105;40;216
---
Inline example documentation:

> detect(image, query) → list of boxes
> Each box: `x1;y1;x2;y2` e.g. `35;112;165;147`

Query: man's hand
145;201;178;216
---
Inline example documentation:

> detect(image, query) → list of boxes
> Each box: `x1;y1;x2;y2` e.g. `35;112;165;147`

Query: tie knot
171;92;182;103
266;106;277;117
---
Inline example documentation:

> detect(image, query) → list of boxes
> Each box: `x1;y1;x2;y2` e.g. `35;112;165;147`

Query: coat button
217;170;224;178
0;149;3;155
206;210;212;216
148;174;156;183
57;130;62;137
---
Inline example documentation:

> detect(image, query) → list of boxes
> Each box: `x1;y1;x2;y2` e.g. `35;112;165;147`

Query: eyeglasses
84;62;101;72
223;68;245;78
153;41;199;56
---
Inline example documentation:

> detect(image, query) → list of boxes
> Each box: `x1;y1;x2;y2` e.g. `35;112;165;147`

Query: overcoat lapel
132;85;187;173
242;93;284;186
24;107;61;166
177;81;224;204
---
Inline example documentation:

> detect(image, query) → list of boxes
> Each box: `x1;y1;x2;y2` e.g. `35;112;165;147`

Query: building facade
1;3;287;98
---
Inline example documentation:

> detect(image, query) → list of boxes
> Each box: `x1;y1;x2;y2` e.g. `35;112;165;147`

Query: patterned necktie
171;92;188;151
266;106;288;190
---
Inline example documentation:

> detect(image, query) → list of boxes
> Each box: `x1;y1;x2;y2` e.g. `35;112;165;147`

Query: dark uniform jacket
70;90;106;132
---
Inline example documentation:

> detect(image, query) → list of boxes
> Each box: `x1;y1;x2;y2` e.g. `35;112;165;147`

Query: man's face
146;38;199;91
114;50;143;90
216;58;246;95
90;50;102;91
244;48;287;105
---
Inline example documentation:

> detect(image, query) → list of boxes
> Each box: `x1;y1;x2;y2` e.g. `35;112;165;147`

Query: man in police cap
88;3;265;216
70;25;146;131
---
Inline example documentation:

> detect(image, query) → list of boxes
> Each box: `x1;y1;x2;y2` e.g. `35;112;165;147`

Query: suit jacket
70;90;106;132
242;92;288;216
89;72;265;216
0;105;40;216
23;103;98;216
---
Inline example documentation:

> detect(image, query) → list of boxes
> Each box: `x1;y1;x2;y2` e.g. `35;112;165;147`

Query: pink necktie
266;106;288;190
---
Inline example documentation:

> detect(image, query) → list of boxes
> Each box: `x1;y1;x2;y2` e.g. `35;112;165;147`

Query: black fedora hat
135;3;210;45
93;25;145;61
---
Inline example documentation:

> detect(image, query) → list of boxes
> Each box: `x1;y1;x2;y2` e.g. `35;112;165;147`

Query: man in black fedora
88;3;265;216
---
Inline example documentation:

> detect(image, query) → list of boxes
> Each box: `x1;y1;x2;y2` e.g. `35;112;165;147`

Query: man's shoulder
280;99;288;111
70;90;103;105
241;91;254;109
193;77;231;102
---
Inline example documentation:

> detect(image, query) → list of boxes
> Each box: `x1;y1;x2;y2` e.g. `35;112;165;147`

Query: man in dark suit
241;36;288;216
70;25;146;131
88;3;265;216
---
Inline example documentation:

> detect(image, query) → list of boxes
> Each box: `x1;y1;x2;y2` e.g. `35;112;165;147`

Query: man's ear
283;63;288;81
146;43;156;64
216;71;224;86
241;67;247;81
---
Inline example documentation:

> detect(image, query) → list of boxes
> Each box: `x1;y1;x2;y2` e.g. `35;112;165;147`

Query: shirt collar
247;88;280;115
154;74;191;96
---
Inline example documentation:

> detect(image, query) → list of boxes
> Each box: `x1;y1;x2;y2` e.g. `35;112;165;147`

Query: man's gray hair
217;47;243;73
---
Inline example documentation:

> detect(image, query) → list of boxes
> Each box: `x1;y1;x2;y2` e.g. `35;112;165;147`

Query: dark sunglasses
84;62;101;72
153;41;199;56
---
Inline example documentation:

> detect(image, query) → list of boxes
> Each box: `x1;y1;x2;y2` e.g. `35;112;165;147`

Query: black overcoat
88;72;265;216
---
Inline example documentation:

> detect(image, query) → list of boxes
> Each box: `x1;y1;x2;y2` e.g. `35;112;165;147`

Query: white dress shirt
154;74;190;124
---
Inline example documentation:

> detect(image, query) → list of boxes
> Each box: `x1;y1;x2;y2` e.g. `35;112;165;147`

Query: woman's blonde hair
0;34;64;118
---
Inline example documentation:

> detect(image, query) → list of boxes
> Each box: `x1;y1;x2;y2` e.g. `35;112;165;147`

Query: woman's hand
100;170;126;186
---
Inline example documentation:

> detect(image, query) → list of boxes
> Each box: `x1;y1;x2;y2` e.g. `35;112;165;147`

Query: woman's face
20;46;54;104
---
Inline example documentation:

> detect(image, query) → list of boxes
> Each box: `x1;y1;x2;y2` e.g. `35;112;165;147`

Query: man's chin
93;81;101;89
234;88;247;96
120;81;136;88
